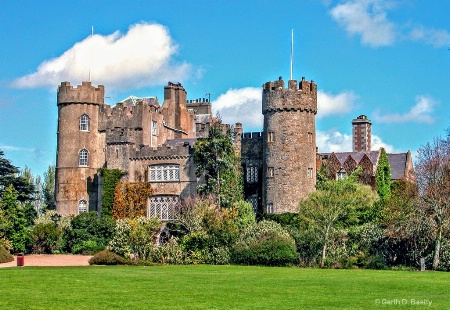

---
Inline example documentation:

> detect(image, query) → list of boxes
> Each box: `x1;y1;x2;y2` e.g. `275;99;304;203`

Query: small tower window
78;199;88;214
307;168;314;178
267;203;274;214
267;167;274;178
152;121;158;136
79;149;89;166
268;131;274;143
80;114;89;131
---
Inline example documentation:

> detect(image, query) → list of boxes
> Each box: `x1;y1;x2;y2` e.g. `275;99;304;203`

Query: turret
262;77;317;213
55;81;105;215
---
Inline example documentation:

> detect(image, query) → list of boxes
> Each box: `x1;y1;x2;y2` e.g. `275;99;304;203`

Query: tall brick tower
56;82;105;215
262;77;317;213
352;115;372;152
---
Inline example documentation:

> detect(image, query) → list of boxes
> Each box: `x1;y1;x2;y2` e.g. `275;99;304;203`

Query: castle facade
55;76;318;217
55;76;416;219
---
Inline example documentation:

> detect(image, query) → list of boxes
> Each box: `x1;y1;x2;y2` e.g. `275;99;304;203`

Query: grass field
1;265;449;309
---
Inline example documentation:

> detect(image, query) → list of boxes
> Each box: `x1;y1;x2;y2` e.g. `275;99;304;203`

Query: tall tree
194;123;243;208
376;148;391;200
42;165;56;210
0;150;35;202
415;133;450;270
298;170;378;267
0;185;28;252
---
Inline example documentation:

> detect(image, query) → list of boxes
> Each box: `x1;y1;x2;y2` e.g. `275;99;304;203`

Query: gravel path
0;254;93;268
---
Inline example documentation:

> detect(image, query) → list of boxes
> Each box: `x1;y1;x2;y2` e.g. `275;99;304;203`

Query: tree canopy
0;150;35;202
298;169;378;267
194;123;243;208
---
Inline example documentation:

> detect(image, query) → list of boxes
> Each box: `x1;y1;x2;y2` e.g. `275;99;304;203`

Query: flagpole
290;29;294;81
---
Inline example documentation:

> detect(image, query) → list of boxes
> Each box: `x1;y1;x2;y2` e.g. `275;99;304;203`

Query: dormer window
336;168;346;180
80;114;89;131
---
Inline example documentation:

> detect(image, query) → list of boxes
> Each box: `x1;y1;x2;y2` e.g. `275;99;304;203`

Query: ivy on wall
98;168;126;217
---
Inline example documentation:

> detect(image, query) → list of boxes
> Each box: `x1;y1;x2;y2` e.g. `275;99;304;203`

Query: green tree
194;123;243;208
0;185;28;252
376;148;391;200
42;165;56;211
0;151;35;202
298;171;378;267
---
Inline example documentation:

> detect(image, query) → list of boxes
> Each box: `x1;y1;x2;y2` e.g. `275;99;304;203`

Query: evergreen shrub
232;221;298;266
89;249;130;265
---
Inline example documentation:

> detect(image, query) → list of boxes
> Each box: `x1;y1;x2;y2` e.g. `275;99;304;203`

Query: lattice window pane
78;200;88;214
79;149;88;166
80;114;89;131
149;196;179;221
149;165;180;182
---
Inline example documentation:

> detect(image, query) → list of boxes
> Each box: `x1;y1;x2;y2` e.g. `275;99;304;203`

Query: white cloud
12;23;192;90
408;26;450;48
329;0;450;48
317;130;353;153
373;95;436;124
329;0;396;47
316;130;395;153
371;134;394;152
317;90;358;118
0;145;21;152
211;87;263;130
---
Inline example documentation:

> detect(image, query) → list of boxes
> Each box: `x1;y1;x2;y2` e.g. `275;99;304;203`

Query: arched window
78;199;88;214
79;114;89;131
79;149;88;166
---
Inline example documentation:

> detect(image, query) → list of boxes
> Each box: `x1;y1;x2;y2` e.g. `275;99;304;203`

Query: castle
55;76;413;218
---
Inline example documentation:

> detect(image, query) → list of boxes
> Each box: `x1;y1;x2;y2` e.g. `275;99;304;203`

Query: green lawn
1;265;448;309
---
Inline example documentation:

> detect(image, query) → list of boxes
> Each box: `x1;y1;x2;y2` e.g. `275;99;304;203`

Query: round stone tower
56;81;105;216
262;77;317;213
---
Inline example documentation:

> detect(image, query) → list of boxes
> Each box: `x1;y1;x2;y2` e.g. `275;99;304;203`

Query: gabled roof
322;149;413;181
327;151;380;166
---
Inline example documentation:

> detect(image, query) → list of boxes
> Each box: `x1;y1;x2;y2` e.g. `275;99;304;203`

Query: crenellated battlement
57;81;104;106
131;141;194;161
262;77;317;114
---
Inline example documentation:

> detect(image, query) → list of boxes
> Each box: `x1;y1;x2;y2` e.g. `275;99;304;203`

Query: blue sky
1;0;449;178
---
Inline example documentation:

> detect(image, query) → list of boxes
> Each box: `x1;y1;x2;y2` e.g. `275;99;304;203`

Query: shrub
437;239;450;272
63;212;116;254
30;223;62;254
205;246;231;265
108;219;132;257
108;217;161;260
232;221;298;266
233;231;298;266
89;249;130;265
151;238;185;264
0;245;13;263
72;240;105;255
